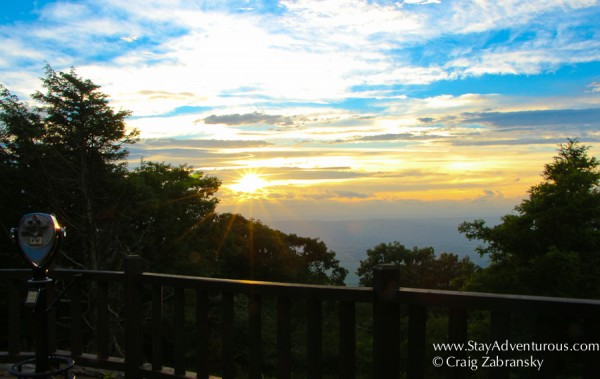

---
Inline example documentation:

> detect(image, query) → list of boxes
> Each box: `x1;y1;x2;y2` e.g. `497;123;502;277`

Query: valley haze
269;217;497;286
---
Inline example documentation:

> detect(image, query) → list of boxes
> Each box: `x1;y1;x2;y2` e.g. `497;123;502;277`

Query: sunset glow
2;0;600;221
231;174;269;195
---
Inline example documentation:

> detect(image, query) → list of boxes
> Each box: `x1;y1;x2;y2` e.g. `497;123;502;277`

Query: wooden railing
2;256;600;378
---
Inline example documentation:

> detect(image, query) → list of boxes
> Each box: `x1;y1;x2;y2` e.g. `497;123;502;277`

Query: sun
231;173;268;194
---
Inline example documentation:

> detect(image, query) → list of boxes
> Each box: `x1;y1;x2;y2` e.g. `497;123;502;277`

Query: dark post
584;318;600;378
339;301;356;379
407;305;427;379
277;296;292;379
32;269;51;373
307;298;322;379
373;264;401;379
448;308;468;379
124;255;144;379
8;279;21;356
490;311;510;379
248;295;262;379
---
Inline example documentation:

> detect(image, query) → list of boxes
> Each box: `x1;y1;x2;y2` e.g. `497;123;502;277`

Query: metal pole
32;268;52;373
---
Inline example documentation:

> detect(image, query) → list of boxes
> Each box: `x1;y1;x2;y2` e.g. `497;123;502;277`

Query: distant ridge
268;217;497;286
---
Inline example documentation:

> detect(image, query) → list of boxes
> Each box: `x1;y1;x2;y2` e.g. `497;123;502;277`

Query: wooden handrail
2;260;600;378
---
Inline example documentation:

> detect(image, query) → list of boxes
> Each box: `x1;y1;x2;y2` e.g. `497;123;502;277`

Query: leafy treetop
459;139;600;298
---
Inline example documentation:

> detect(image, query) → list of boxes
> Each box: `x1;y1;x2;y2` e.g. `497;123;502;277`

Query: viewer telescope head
10;213;65;271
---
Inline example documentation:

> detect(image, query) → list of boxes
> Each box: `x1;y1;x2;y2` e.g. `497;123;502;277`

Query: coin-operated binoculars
8;213;75;379
13;213;64;279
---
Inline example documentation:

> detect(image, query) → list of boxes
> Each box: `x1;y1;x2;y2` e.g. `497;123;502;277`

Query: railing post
8;279;21;357
124;255;144;379
339;301;356;379
407;304;427;379
373;264;401;379
277;296;292;379
448;308;468;379
70;283;83;356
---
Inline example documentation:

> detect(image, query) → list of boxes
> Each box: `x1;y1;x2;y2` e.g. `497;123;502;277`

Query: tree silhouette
460;139;600;298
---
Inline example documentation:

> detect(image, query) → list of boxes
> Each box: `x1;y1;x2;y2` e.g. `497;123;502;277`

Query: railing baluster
152;284;163;371
124;255;144;379
307;298;322;379
248;294;262;379
408;305;427;379
70;282;83;356
373;265;401;379
195;290;209;379
174;287;186;376
97;280;109;360
277;296;292;379
339;301;355;379
583;318;600;379
448;308;468;379
490;311;510;379
8;279;21;356
47;284;57;353
4;266;600;378
222;292;235;379
536;314;558;379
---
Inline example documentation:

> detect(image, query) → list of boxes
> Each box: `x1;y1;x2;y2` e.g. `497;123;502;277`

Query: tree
1;65;348;287
124;161;221;273
0;85;46;266
285;233;348;285
203;213;347;285
459;139;600;298
356;241;477;289
1;65;139;269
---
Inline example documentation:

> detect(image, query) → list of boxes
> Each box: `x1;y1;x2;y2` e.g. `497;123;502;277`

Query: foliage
203;213;348;284
355;241;478;289
1;66;348;286
124;161;220;273
459;139;600;298
1;65;139;269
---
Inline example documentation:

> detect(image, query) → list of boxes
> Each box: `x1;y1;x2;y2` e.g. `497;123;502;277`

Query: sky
1;0;600;223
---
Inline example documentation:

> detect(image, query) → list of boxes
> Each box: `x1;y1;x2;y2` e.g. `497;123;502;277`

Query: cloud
138;138;272;149
351;133;445;142
120;35;139;43
588;82;600;93
299;189;371;200
203;112;298;127
403;0;441;4
448;138;569;147
442;0;597;34
126;138;274;168
268;168;366;181
2;0;599;113
3;0;600;224
365;66;451;86
472;189;505;204
332;190;370;199
461;108;600;129
215;166;368;183
136;90;197;101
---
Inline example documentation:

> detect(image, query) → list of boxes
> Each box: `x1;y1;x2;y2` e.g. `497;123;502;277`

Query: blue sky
1;0;600;221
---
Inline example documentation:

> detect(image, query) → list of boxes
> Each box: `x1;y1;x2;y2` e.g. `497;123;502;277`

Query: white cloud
403;0;441;4
120;35;139;43
589;82;600;93
1;0;599;152
443;0;598;34
280;0;425;38
2;0;598;112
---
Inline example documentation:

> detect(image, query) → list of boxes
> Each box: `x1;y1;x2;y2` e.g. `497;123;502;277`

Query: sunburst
231;173;268;194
